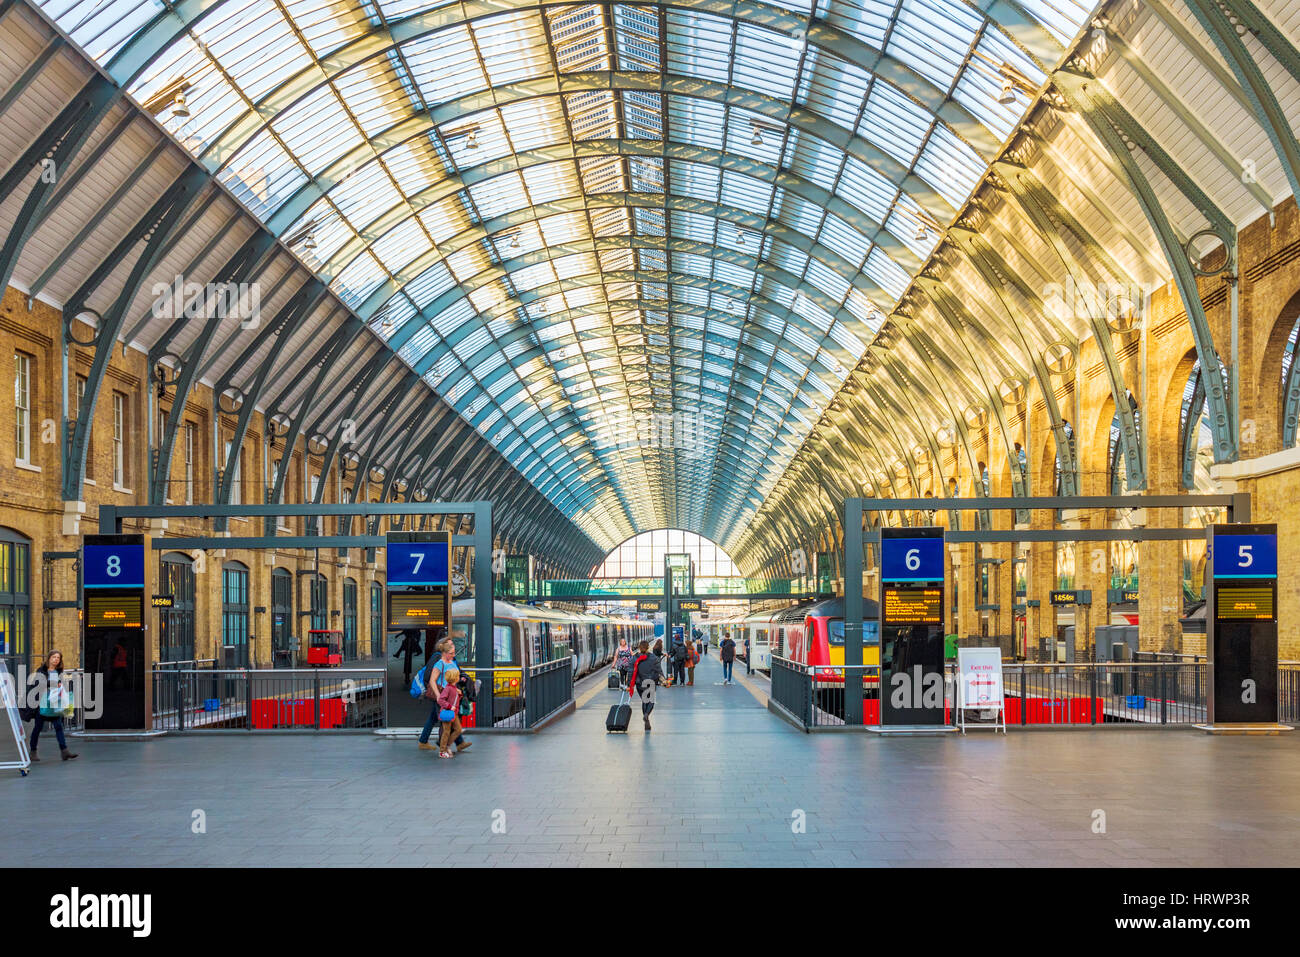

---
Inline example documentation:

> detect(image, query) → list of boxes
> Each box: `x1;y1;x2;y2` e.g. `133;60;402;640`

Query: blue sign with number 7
1212;534;1277;579
387;541;450;586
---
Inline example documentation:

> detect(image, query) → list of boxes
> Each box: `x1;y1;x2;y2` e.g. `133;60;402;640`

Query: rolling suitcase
607;669;620;689
606;688;632;733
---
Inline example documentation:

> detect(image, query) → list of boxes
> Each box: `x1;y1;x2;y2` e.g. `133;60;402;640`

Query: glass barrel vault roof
37;0;1095;550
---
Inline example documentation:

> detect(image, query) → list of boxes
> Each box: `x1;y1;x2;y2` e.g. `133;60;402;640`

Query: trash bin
1110;640;1130;695
944;634;958;660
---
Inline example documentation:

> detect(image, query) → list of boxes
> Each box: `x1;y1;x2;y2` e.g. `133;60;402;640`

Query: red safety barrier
459;703;476;729
859;699;951;724
1003;696;1103;724
250;697;346;729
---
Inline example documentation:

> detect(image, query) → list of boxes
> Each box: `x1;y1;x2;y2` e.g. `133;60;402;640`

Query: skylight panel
500;98;568;151
888;0;982;91
404;26;487;103
864;248;910;300
282;0;363;58
725;108;784;165
818;212;871;265
837;156;895;224
522;163;579;204
46;0;159;61
719;170;772;217
821;0;895;48
432;297;476;336
666;10;732;84
793;292;834;333
469;171;527;221
329;160;396;227
669;210;715;244
219;133;308;220
622;91;664;139
398;322;438;365
666;96;726;150
915;124;984;207
331;250;388;308
671;161;720;202
614;4;661;71
858;81;931;168
384;139;447;196
419;198;473;244
128;42;243;151
713;260;756;290
784;131;845;193
733;24;801;101
797;50;872;133
805;259;851;302
473;12;551;85
406;262;457;310
371;217;432;273
1017;0;1093;45
773;189;823;241
554;253;596;280
277;88;365;176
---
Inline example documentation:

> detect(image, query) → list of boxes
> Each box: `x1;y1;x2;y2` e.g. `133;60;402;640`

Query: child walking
436;668;463;759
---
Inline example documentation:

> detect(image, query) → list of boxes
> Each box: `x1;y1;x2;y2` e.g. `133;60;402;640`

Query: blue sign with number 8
1212;534;1277;579
83;543;144;589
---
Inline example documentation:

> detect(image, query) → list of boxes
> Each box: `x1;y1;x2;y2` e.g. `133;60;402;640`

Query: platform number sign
387;537;451;587
880;536;944;583
83;539;145;589
1211;533;1277;579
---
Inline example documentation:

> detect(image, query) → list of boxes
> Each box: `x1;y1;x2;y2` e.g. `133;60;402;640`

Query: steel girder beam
62;163;209;500
210;279;331;520
1054;68;1237;463
995;161;1146;490
0;74;117;302
262;318;366;511
147;230;279;505
948;237;1081;494
1101;25;1274;217
335;373;421;552
1184;0;1300;205
300;350;395;536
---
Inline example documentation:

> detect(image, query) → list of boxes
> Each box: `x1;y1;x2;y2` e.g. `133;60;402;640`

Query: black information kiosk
1205;523;1285;728
82;534;146;730
386;530;453;649
879;526;947;727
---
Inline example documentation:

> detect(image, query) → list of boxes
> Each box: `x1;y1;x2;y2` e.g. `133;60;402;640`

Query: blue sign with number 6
1212;534;1277;579
881;537;944;582
83;543;144;589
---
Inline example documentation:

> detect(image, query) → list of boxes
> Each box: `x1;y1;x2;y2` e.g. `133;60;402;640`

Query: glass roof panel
45;0;1096;549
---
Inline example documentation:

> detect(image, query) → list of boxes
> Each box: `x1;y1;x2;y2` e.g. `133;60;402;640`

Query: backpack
458;673;478;702
409;665;428;699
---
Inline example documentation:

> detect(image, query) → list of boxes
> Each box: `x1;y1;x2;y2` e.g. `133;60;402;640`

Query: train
448;599;653;717
704;596;881;678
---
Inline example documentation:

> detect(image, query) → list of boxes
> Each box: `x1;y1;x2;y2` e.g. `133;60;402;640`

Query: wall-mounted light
172;91;190;118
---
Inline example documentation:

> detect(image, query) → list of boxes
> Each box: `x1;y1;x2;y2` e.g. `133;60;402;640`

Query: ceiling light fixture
303;231;317;251
997;76;1016;106
751;125;763;146
914;222;928;241
172;91;190;119
465;129;479;150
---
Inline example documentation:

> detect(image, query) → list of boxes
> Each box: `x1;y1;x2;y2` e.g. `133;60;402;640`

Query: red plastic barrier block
1004;696;1021;724
1069;697;1104;723
460;703;476;729
251;699;278;729
864;698;879;724
327;653;342;666
307;647;328;666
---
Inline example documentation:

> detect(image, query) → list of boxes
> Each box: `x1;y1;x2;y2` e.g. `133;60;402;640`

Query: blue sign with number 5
1212;534;1277;579
881;537;944;582
83;543;144;589
387;541;450;586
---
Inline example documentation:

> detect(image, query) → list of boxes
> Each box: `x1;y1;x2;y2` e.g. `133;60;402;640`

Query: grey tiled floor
4;652;1300;867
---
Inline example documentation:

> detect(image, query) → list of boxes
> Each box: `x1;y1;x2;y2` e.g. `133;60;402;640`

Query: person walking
670;638;688;687
720;632;736;685
685;640;699;686
628;639;663;731
394;630;422;686
614;637;634;685
27;650;77;763
652;638;670;687
418;638;473;754
434;667;464;759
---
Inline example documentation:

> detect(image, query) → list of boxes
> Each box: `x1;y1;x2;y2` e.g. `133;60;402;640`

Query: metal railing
989;662;1207;725
770;658;884;728
152;658;217;672
523;658;573;728
770;657;812;727
152;668;387;731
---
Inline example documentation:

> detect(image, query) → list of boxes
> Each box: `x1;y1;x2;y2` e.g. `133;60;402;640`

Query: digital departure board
1214;586;1275;620
387;592;446;629
882;586;943;625
85;595;143;629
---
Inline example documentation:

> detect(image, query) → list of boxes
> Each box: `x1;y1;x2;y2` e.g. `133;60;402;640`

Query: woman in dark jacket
628;640;663;732
27;650;78;762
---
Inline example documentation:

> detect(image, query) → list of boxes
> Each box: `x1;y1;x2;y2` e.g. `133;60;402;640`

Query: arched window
271;567;293;666
158;552;195;663
370;581;383;658
0;527;31;671
590;529;741;579
309;573;328;631
342;577;358;660
221;561;250;668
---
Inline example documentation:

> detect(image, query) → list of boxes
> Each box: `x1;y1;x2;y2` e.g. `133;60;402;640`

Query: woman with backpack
27;650;78;763
685;640;700;686
417;639;473;754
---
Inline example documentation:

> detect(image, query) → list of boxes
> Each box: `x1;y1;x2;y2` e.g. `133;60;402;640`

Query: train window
755;628;769;645
494;625;515;664
451;623;471;660
828;620;880;645
829;621;843;646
